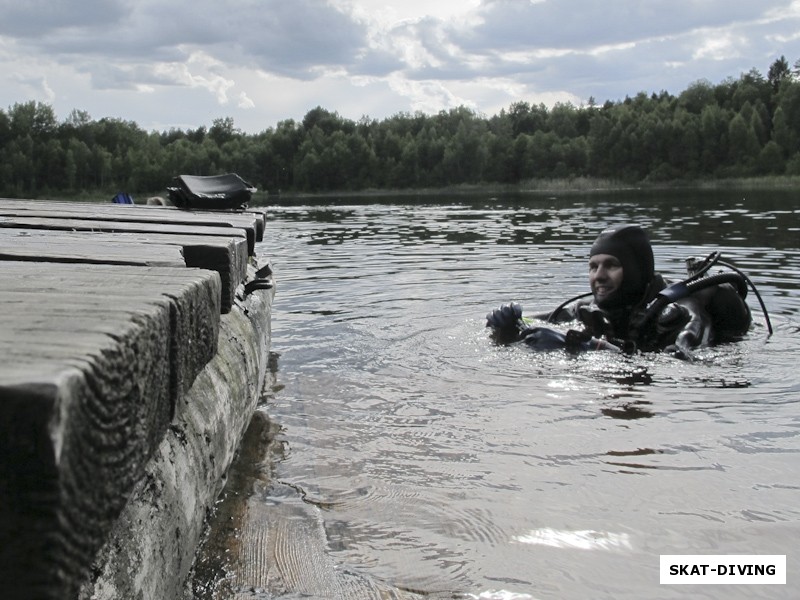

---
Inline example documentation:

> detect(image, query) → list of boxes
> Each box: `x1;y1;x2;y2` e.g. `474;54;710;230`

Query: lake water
191;189;800;600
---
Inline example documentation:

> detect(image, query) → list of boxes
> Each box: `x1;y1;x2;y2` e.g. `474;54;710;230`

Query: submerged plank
188;412;430;600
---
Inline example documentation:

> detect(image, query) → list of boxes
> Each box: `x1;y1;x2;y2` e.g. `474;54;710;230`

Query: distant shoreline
256;175;800;202
26;175;800;204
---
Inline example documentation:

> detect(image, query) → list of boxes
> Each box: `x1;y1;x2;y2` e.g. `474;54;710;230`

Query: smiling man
589;254;623;305
553;223;668;345
588;224;655;311
486;223;754;356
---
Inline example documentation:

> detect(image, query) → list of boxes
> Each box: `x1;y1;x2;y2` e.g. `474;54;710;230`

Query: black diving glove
661;298;709;360
486;302;524;343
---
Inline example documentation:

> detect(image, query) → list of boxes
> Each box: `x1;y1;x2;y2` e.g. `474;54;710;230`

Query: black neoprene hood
590;224;655;308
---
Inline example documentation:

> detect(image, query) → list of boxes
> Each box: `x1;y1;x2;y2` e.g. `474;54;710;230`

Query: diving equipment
520;326;621;353
487;251;768;355
628;251;771;340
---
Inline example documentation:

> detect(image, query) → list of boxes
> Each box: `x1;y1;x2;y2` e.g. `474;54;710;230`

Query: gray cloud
388;0;799;104
458;0;789;51
136;0;369;76
0;0;129;37
235;2;368;77
3;0;369;82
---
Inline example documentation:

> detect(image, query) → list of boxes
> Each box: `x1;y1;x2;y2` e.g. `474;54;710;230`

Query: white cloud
152;61;236;104
769;31;800;43
334;0;481;27
387;74;470;113
237;92;255;110
692;32;748;61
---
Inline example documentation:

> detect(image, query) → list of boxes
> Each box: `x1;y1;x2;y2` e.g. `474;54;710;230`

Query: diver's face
589;254;624;304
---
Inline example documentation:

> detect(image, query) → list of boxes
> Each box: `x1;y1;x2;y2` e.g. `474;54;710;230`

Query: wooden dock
0;198;276;600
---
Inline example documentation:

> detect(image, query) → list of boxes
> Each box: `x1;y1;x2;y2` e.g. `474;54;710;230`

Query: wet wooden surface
0;226;247;312
0;198;271;600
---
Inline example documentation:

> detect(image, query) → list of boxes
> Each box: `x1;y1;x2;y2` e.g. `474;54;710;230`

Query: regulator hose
545;291;593;323
716;259;773;335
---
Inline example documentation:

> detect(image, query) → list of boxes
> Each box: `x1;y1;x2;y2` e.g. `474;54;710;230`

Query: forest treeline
2;57;800;197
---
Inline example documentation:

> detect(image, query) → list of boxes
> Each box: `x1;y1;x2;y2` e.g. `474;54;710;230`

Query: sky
1;0;799;134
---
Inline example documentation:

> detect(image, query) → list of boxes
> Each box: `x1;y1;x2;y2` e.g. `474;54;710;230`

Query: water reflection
512;528;633;551
600;401;655;420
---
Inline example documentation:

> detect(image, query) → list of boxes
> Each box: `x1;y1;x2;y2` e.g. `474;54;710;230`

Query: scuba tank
627;251;771;350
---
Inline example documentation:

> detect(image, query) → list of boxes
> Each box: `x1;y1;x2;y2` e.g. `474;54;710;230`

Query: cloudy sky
1;0;799;133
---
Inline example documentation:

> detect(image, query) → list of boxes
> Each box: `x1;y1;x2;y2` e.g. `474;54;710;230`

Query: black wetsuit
543;273;751;354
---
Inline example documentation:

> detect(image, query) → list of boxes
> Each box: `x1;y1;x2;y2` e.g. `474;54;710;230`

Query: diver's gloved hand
486;302;524;343
663;297;710;360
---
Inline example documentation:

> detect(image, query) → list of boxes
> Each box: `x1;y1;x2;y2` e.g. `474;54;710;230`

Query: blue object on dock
112;192;134;204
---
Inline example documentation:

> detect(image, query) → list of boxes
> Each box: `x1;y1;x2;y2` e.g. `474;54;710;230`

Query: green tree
700;104;730;173
268;119;301;190
768;56;792;93
732;69;770;111
0;109;10;146
670;109;702;175
548;103;578;138
587;111;615;177
209;117;238;146
8;101;57;140
441;119;489;184
302;107;348;136
771;107;794;156
679;80;717;114
728;112;760;169
774;80;800;156
506;101;546;136
484;115;514;183
757;140;785;174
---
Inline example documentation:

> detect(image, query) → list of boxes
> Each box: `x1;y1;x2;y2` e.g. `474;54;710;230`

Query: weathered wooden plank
0;213;251;251
0;260;223;600
0;260;222;412
0;227;248;313
0;198;266;251
79;264;275;600
0;228;185;266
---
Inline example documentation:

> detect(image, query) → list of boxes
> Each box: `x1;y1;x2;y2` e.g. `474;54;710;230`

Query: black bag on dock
167;174;257;210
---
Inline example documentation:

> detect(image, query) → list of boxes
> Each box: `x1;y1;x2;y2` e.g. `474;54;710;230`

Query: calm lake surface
194;189;800;600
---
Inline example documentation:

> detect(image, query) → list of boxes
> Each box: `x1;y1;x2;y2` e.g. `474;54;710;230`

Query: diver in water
486;224;760;358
